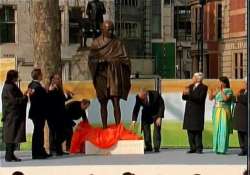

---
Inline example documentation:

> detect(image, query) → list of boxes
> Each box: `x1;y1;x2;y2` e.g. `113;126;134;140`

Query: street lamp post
199;0;206;73
177;42;182;79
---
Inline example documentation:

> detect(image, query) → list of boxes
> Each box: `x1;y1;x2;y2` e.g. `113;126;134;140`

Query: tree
32;0;61;151
33;0;61;85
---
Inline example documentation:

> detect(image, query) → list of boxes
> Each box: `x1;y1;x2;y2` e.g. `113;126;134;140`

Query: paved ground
0;148;246;167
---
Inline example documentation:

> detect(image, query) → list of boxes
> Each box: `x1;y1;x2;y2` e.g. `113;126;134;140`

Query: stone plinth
71;49;91;80
85;140;144;155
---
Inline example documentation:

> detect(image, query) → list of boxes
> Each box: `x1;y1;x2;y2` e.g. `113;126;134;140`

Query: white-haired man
182;72;208;154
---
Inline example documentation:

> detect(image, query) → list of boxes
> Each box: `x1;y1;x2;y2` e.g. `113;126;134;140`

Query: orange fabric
70;121;142;154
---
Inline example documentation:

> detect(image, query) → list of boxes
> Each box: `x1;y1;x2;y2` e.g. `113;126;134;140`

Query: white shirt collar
194;82;200;87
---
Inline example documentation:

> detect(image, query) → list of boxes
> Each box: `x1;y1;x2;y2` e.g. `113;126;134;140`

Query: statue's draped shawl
88;36;131;100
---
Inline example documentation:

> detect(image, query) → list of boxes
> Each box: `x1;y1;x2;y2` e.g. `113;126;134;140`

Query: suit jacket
182;83;208;131
47;88;69;123
233;90;248;132
132;90;165;124
65;101;88;127
28;80;48;120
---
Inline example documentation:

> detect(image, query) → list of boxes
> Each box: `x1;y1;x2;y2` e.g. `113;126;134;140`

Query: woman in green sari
209;76;233;154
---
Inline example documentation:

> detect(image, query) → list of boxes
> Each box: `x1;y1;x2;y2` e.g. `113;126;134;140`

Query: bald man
88;20;131;128
182;72;208;154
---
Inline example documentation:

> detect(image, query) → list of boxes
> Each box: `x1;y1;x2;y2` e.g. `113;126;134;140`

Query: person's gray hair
193;72;204;82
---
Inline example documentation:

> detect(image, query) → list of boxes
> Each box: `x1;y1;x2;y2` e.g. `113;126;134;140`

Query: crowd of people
1;68;248;162
1;69;90;161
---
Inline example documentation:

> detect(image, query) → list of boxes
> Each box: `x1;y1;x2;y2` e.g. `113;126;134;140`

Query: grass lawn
18;120;240;151
160;120;239;148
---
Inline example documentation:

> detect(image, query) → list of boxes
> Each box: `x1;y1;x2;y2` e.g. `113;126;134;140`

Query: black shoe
196;150;203;154
12;155;21;161
44;153;53;157
5;155;12;162
238;151;247;156
5;157;21;162
144;147;153;152
5;155;21;162
56;151;69;156
187;150;196;153
32;155;48;159
154;148;160;153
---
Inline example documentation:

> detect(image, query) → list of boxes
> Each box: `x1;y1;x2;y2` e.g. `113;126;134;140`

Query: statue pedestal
71;49;91;80
85;140;144;155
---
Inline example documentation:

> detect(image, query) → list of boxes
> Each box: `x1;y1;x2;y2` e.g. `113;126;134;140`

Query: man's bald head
101;20;114;38
138;88;148;103
101;20;114;30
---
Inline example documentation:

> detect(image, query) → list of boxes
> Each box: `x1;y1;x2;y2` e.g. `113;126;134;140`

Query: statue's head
101;20;114;38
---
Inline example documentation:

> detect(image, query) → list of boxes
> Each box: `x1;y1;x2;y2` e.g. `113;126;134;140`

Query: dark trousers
65;127;73;151
5;143;16;160
143;122;161;150
187;130;203;151
48;120;66;154
31;118;46;157
238;131;248;153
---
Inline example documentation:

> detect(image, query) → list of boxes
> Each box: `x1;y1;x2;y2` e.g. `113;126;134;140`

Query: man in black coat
28;68;50;159
131;89;165;152
182;72;208;154
64;99;90;151
233;77;248;156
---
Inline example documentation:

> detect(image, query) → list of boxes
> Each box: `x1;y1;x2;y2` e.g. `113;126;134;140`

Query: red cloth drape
70;121;142;154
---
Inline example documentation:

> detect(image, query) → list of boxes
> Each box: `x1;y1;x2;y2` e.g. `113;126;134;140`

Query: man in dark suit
182;72;208;154
131;89;165;152
28;68;50;159
64;99;90;151
233;77;248;156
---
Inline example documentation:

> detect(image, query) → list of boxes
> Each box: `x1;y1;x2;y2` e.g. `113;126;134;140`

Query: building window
152;0;161;39
120;0;138;7
115;21;140;39
69;7;82;44
217;4;222;39
164;0;171;5
174;6;191;41
233;53;244;79
0;5;16;43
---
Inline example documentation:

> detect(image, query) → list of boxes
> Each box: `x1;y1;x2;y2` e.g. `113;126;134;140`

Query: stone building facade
189;0;247;79
161;0;192;79
220;0;247;78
